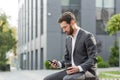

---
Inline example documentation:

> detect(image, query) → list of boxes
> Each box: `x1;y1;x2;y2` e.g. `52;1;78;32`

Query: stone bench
77;71;98;80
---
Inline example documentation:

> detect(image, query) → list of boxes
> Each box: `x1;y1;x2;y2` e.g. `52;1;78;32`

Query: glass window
61;0;69;6
61;0;81;26
27;52;29;70
20;53;23;69
31;0;33;40
96;0;115;34
31;51;33;70
104;0;114;8
28;0;29;42
25;0;26;44
96;0;102;7
96;0;114;8
35;49;38;70
41;0;43;35
35;0;38;37
40;48;43;69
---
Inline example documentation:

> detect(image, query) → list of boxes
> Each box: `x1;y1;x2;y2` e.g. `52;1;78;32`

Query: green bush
105;14;120;35
0;13;16;71
97;55;103;63
98;61;109;68
44;60;52;69
97;55;109;68
108;40;119;67
0;64;10;71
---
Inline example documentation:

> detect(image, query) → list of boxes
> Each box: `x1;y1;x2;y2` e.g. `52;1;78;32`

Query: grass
99;71;120;78
105;71;120;74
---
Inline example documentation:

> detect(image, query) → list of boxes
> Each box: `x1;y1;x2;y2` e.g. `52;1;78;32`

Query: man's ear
70;20;75;26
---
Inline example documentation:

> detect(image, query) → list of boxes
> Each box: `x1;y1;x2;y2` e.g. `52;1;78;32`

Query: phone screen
48;60;54;63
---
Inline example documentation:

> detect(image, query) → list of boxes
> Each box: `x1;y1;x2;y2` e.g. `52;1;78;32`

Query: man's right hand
50;60;59;68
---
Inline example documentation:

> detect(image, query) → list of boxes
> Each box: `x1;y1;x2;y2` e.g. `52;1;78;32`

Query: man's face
60;21;74;35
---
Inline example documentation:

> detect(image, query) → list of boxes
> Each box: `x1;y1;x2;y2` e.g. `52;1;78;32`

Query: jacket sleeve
61;37;71;68
80;34;97;72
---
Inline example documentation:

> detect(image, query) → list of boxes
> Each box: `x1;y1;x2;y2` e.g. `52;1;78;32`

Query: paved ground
0;67;120;80
0;69;61;80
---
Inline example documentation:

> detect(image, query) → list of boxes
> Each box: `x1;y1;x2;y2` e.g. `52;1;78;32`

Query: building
18;0;120;70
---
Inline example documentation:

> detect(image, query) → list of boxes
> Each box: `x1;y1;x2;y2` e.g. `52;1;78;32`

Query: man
44;12;98;80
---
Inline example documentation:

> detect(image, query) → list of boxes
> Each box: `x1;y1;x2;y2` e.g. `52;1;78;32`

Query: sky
0;0;18;27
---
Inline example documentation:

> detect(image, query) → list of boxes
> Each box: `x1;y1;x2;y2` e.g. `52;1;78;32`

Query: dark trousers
43;70;96;80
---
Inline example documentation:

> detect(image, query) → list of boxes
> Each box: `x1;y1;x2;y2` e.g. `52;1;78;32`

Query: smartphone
67;68;72;70
66;67;73;70
48;60;55;64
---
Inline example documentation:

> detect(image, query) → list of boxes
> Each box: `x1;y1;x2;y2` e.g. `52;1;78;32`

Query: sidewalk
0;67;120;80
98;67;120;80
97;67;120;72
0;69;62;80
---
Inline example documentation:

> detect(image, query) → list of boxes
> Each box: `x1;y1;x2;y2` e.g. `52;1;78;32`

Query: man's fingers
51;62;58;68
67;67;73;70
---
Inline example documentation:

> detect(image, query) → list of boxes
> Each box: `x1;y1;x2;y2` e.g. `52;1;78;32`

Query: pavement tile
0;67;120;80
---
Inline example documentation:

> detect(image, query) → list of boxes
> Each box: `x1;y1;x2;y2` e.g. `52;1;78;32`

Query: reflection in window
96;0;115;34
41;0;43;35
31;0;33;40
35;0;38;37
61;0;81;26
40;48;43;69
31;51;33;70
35;49;38;70
27;52;29;70
28;0;29;42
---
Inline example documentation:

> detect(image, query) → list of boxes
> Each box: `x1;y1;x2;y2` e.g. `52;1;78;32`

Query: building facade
18;0;120;70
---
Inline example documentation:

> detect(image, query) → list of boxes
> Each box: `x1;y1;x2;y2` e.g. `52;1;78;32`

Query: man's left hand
66;66;79;75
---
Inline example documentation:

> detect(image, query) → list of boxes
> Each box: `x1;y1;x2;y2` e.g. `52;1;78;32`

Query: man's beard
66;25;74;35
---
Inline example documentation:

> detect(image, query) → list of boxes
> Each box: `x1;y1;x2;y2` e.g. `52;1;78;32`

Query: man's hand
50;60;59;68
66;66;79;75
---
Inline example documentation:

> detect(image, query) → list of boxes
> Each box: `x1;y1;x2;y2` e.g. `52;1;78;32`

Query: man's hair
58;11;76;24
